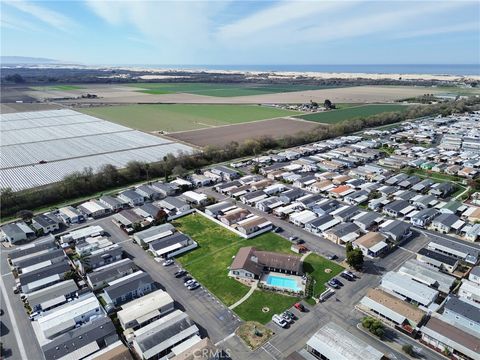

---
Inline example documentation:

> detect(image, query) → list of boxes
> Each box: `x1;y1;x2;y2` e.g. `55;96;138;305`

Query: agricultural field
298;104;409;124
172;214;340;323
169;117;320;147
130;82;339;96
80;104;301;132
31;85;84;91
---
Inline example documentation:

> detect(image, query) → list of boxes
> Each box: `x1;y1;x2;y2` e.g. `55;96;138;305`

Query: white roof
182;191;207;202
117;290;173;327
290;210;317;224
153;243;183;256
381;271;438;306
21;260;52;274
307;322;383;360
38;294;101;337
398;259;455;293
79;200;107;213
62;225;104;241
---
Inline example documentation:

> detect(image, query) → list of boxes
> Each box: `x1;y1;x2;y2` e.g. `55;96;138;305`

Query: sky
1;0;479;65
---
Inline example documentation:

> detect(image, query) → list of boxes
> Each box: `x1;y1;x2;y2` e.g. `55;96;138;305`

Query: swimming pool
266;274;301;291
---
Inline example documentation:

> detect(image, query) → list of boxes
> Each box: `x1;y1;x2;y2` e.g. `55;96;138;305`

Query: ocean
121;64;480;76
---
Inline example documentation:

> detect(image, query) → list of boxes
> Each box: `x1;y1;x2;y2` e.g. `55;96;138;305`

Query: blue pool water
266;275;301;291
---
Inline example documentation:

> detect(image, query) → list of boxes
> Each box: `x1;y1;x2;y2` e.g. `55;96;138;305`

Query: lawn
31;85;83;91
233;290;299;324
172;214;343;322
303;253;344;299
172;214;294;306
80;104;301;132
298;104;409;124
129;82;340;97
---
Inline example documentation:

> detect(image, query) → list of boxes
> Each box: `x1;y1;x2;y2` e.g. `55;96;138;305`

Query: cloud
217;1;355;41
5;0;77;32
217;1;473;49
395;22;480;39
85;1;227;50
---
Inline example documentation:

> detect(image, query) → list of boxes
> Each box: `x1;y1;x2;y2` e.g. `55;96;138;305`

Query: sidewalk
229;282;258;310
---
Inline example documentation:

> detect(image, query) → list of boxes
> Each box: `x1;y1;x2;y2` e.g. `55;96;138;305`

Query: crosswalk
262;342;283;359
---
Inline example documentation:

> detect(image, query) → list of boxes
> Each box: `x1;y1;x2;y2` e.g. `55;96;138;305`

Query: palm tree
77;254;91;272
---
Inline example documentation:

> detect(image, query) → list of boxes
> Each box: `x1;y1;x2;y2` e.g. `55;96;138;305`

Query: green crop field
172;214;341;323
31;85;84;91
298;104;409;124
80;104;301;132
130;82;342;97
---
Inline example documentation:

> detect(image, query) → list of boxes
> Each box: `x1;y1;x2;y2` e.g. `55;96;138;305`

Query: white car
187;282;200;290
272;314;288;328
162;259;174;267
184;279;196;287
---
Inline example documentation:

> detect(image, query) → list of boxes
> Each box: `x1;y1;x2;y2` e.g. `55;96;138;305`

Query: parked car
272;314;288;328
327;280;340;289
327;254;338;260
12;286;19;294
280;311;294;324
288;236;298;241
282;310;296;321
274;226;282;233
29;311;40;321
340;271;355;281
330;278;343;287
183;276;193;283
344;270;356;278
294;302;305;312
187;282;200;290
294;239;305;245
174;270;188;278
162;259;174;267
184;279;196;287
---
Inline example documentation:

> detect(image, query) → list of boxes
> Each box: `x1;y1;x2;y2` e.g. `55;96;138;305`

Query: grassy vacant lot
172;214;293;307
130;82;339;97
173;214;342;323
31;85;83;91
80;104;300;132
234;290;299;324
298;104;409;124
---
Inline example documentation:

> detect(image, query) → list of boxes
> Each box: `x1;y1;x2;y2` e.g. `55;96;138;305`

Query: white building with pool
228;246;305;293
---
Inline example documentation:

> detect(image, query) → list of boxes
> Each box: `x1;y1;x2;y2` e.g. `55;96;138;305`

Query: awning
154;242;183;256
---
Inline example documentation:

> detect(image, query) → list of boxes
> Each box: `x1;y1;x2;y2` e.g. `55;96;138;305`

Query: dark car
340;272;354;281
183;276;193;283
174;270;187;278
330;278;343;287
327;254;338;260
283;310;297;320
327;280;340;289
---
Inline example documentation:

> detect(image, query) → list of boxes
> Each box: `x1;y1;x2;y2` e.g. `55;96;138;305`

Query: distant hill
1;56;60;65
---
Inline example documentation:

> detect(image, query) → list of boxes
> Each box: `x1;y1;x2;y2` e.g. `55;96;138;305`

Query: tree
252;163;260;174
346;247;364;270
172;165;187;178
16;209;33;222
5;73;25;83
402;344;415;356
77;254;91;272
324;99;332;109
153;209;168;225
361;316;385;339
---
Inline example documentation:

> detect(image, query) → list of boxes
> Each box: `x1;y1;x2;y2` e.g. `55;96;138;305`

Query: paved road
0;289;21;360
96;218;242;346
0;252;43;360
